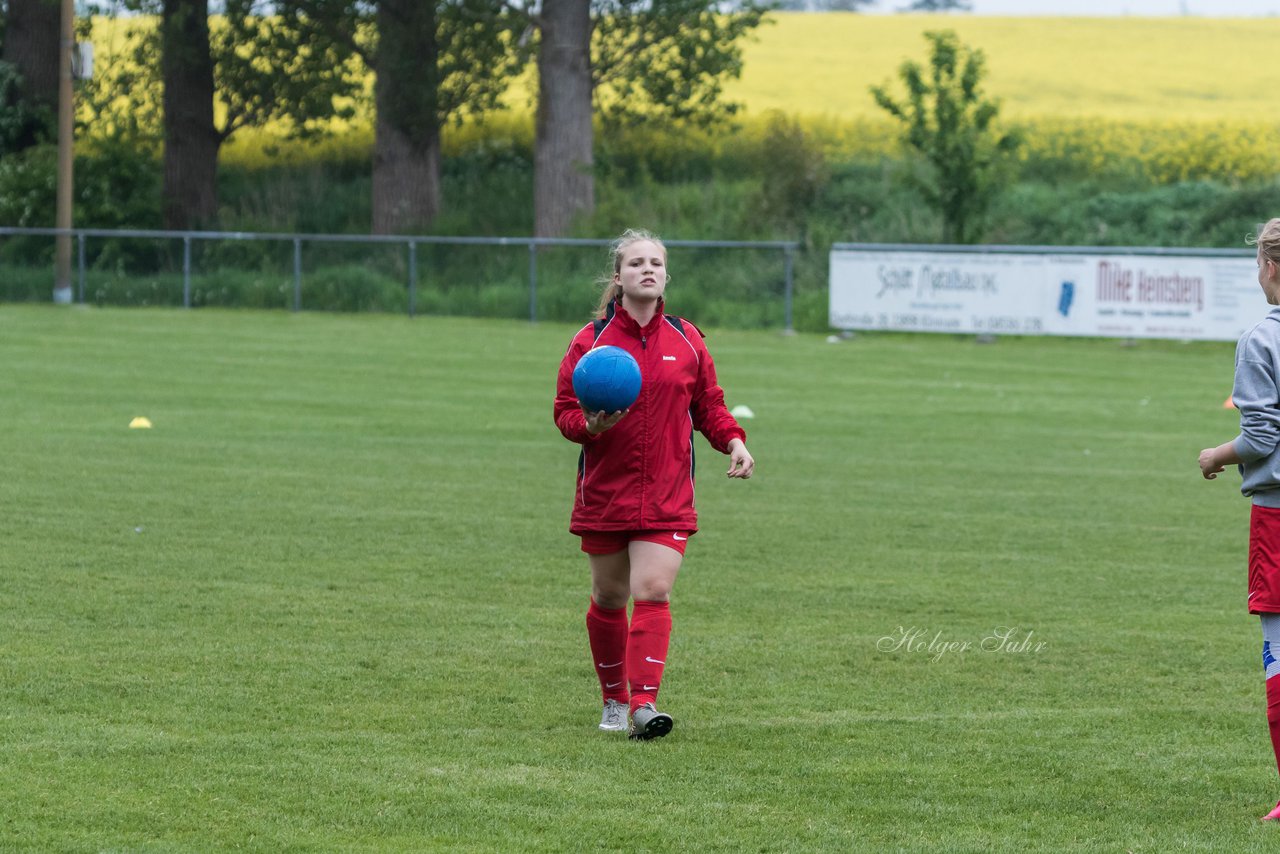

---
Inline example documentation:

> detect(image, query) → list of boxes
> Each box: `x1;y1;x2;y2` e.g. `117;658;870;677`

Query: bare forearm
1212;440;1243;467
1199;439;1243;480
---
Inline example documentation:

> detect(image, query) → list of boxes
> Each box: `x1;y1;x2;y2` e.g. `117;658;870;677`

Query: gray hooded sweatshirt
1233;307;1280;507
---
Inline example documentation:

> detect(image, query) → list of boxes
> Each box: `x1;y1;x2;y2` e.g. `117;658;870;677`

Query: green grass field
1;304;1273;850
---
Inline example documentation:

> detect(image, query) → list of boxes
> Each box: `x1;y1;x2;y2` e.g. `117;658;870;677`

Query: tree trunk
161;0;219;230
534;0;593;238
2;0;60;108
371;0;441;234
371;89;441;234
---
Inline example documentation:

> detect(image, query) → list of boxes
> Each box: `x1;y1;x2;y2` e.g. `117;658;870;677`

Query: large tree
532;0;592;239
160;0;218;228
370;1;443;232
521;0;770;237
1;0;59;108
92;0;361;229
285;0;524;233
0;0;59;153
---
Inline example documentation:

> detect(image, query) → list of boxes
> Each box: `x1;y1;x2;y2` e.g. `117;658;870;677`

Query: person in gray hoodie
1200;216;1280;821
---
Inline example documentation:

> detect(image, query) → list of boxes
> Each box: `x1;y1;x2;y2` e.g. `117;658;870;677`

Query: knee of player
632;582;672;602
592;587;629;610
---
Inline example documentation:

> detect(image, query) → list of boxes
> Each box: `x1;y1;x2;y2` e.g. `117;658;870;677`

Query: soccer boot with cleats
628;702;673;740
599;699;628;732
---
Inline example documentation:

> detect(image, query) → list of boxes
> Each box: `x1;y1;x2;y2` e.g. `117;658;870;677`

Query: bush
750;112;829;240
985;179;1280;248
301;265;407;313
0;137;161;270
0;61;54;155
0;263;57;301
0;139;161;232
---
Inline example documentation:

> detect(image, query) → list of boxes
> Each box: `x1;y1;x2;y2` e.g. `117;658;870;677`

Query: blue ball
573;345;642;413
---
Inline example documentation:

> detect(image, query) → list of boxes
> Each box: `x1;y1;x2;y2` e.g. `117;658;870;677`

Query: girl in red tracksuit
554;229;754;740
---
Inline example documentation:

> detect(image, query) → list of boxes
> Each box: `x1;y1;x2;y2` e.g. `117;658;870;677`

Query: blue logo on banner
1058;281;1075;317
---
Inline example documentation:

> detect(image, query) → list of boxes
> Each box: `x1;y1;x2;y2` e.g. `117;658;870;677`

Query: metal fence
0;227;801;329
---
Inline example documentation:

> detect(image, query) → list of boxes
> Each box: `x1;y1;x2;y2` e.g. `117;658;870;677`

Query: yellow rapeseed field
89;13;1280;179
719;14;1280;181
729;13;1271;122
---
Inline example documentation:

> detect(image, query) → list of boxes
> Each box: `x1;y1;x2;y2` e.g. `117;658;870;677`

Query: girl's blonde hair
594;228;668;319
1252;218;1280;266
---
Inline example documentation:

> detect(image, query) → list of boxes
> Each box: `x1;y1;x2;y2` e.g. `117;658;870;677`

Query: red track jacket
554;299;746;535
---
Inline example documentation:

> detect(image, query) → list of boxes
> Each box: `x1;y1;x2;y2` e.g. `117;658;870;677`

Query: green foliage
431;0;530;126
83;2;364;148
871;29;1021;243
751;111;829;241
0;138;161;237
591;175;760;239
0;60;53;154
0;144;56;229
0;263;52;301
984;179;1280;250
436;139;534;234
281;0;526;132
0;264;408;310
596;121;736;184
216;161;373;233
75;15;164;143
591;0;771;129
0;139;163;273
214;0;362;142
288;263;409;311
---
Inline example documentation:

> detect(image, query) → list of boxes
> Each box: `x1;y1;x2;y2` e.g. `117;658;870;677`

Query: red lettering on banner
1097;261;1133;303
1096;261;1204;312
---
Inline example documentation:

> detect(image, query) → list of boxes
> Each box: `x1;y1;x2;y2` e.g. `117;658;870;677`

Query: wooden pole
53;0;74;304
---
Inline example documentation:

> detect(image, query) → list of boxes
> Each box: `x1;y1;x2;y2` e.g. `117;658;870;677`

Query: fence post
293;238;302;311
528;242;538;323
783;244;795;333
408;240;417;318
76;233;86;303
182;236;192;308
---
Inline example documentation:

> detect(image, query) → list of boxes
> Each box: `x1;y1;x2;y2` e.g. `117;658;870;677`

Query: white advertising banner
829;247;1259;342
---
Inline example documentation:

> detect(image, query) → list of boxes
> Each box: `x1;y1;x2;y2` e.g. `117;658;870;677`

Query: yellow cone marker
129;417;153;429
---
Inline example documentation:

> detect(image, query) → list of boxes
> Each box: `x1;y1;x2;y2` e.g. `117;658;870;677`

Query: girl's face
1260;250;1280;305
614;240;667;304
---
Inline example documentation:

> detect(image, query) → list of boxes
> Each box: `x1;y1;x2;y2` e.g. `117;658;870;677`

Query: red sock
628;600;672;713
1267;676;1280;778
586;599;629;704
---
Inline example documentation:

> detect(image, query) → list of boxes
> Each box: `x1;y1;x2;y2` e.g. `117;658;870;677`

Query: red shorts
580;530;693;556
1250;505;1280;613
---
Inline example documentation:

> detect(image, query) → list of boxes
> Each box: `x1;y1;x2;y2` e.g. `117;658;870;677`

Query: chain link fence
0;228;801;330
